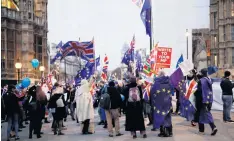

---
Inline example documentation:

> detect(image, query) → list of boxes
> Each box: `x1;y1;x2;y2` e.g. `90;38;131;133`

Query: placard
156;47;172;68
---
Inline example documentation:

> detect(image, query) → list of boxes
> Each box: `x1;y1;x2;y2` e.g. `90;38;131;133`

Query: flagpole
150;0;154;51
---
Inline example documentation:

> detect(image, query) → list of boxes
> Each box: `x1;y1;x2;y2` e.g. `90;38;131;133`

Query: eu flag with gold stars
150;76;174;128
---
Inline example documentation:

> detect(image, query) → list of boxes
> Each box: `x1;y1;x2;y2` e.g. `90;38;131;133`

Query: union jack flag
102;54;109;73
128;35;135;54
60;39;95;63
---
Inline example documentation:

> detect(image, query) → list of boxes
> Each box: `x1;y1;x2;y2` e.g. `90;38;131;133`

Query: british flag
102;54;109;73
128;35;135;54
60;39;95;63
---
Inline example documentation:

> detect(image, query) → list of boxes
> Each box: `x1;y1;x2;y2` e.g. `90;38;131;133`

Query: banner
156;47;172;68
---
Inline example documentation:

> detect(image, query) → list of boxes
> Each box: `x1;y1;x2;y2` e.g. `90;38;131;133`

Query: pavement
1;110;234;141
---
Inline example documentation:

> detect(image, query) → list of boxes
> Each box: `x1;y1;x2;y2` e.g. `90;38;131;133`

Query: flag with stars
150;76;174;128
176;54;184;68
177;78;196;121
169;68;184;90
140;0;152;37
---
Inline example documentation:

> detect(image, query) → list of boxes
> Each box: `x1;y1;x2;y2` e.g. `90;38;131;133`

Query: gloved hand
203;103;212;112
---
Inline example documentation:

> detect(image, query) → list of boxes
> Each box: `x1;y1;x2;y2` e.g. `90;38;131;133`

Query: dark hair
54;82;59;87
224;71;231;78
8;84;16;91
108;81;115;87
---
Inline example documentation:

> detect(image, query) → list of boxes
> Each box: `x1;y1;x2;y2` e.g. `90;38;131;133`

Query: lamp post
15;58;22;84
185;29;189;59
39;66;45;78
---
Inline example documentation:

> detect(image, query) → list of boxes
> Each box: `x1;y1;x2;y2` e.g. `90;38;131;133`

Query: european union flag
150;76;174;128
140;0;152;37
169;68;184;90
176;54;184;68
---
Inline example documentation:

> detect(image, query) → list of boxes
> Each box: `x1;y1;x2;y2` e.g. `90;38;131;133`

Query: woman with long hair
48;83;66;135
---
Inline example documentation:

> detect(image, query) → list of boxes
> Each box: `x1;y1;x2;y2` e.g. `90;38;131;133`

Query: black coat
220;77;234;96
4;91;21;117
124;83;145;131
48;93;66;120
107;86;122;109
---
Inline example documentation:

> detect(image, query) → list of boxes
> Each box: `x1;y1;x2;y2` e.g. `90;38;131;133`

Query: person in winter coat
75;79;95;135
150;71;174;137
27;85;47;139
48;83;66;135
105;81;123;137
124;76;147;139
195;68;218;136
4;85;20;141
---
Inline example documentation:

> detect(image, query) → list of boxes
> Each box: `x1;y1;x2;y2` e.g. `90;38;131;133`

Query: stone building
210;0;234;76
1;0;49;85
192;28;210;71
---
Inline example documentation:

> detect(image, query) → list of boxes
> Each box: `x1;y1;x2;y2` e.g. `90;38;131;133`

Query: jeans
69;103;75;119
222;95;233;121
7;114;19;139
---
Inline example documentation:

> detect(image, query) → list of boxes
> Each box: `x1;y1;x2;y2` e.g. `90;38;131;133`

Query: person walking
151;71;173;137
196;68;218;136
220;71;234;123
124;76;147;139
48;83;66;135
105;81;123;137
4;85;20;141
75;79;95;135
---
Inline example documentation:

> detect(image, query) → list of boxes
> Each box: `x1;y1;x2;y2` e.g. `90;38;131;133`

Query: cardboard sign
156;47;172;68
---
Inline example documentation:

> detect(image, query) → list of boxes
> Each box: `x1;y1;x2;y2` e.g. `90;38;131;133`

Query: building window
215;55;217;66
7;30;14;41
1;40;5;49
223;25;226;41
28;1;31;10
28;13;31;19
231;25;234;40
1;29;5;39
1;59;5;69
214;35;217;48
232;1;234;16
214;12;217;29
8;60;14;69
7;41;14;50
232;48;234;65
7;51;14;59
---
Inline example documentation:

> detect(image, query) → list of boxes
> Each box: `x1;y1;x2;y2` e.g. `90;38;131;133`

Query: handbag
56;96;64;107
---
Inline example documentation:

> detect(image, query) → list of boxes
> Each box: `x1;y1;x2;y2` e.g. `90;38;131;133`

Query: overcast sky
48;0;209;74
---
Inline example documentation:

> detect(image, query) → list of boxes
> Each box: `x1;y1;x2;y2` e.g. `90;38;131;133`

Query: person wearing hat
195;68;218;136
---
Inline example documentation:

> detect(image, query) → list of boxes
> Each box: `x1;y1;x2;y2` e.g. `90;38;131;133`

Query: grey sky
48;0;209;73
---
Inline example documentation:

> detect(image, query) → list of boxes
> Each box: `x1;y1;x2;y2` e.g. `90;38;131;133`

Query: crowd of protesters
2;69;234;140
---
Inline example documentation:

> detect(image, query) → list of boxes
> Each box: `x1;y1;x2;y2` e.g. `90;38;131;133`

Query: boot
163;127;170;137
168;125;173;137
103;121;107;128
158;126;164;137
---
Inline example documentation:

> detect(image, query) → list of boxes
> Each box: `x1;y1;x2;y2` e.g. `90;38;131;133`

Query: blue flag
150;76;174;128
169;68;184;90
121;49;131;65
140;0;152;37
176;54;184;68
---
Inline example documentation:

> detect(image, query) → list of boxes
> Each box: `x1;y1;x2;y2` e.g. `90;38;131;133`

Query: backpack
128;87;140;102
56;96;64;108
99;93;111;110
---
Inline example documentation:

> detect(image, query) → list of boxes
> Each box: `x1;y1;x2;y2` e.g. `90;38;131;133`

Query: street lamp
15;58;22;83
185;29;190;59
39;66;45;78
